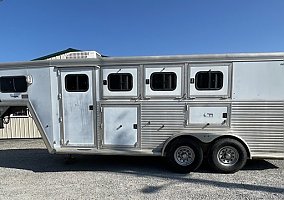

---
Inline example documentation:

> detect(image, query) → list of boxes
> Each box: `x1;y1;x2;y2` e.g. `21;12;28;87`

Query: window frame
144;65;183;98
150;72;177;91
189;64;231;98
195;71;223;91
65;74;89;92
107;73;133;92
0;76;28;93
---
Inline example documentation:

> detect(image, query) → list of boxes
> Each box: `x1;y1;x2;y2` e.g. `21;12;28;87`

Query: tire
209;138;247;173
166;139;203;173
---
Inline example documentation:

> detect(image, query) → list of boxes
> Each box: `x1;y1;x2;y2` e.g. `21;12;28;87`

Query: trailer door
60;69;95;146
102;105;139;148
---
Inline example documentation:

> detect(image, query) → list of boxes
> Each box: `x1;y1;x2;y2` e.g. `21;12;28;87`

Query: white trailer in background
0;52;283;173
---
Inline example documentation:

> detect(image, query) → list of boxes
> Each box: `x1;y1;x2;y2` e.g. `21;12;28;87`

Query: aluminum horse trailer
0;52;283;173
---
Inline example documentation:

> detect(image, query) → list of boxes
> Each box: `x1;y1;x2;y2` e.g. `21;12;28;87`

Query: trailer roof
0;52;284;68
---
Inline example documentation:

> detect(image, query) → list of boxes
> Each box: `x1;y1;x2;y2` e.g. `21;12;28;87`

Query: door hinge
185;119;189;126
185;104;189;111
57;93;62;100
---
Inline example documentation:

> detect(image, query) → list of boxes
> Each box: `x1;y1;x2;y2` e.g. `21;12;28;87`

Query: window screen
107;73;133;91
0;76;28;93
150;72;177;91
195;71;223;90
65;74;89;92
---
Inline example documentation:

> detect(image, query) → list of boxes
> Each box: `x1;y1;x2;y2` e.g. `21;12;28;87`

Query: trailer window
0;76;27;93
195;71;223;90
108;73;133;91
150;72;177;91
65;74;89;92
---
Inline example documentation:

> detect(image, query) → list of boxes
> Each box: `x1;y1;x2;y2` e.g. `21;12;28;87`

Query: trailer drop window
150;72;177;91
195;71;223;90
0;76;27;93
107;73;133;91
65;74;89;92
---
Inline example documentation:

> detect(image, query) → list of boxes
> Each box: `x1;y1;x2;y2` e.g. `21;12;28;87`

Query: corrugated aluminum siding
141;102;185;150
140;101;284;157
231;102;284;156
0;117;41;139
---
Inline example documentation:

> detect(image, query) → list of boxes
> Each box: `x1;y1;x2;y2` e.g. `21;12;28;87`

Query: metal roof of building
32;48;81;61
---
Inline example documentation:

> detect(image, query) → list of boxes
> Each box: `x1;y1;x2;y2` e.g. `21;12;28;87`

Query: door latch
133;124;137;129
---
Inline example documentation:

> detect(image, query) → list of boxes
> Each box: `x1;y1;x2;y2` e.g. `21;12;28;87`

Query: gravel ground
0;139;283;200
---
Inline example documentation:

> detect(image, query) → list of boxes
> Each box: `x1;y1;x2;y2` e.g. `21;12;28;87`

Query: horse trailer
0;52;283;173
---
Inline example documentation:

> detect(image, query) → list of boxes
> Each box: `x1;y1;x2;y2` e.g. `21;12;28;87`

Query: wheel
166;139;203;173
209;138;247;173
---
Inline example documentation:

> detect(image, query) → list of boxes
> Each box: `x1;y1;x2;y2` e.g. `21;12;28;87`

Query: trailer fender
162;132;251;159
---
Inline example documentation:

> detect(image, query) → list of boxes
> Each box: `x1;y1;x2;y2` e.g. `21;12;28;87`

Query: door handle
116;125;123;130
89;105;93;110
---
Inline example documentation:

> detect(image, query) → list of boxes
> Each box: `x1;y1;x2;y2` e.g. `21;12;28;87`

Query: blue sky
0;0;284;62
